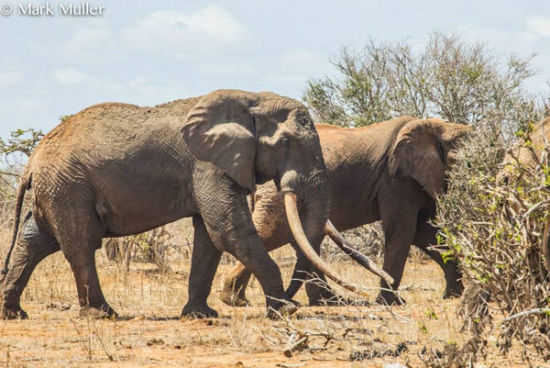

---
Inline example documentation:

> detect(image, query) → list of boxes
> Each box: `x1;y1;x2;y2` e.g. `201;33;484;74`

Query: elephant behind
498;117;550;183
0;90;363;320
497;117;550;271
221;116;470;306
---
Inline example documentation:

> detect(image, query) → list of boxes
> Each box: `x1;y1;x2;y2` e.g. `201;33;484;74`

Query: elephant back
499;117;550;181
26;98;202;203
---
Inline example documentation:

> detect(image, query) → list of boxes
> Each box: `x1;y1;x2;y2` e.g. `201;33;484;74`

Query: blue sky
1;0;549;138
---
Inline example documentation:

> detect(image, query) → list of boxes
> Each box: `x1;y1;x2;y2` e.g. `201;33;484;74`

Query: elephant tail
1;171;31;276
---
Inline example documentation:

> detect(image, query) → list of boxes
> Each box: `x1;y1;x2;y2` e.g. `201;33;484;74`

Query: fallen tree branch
502;308;550;323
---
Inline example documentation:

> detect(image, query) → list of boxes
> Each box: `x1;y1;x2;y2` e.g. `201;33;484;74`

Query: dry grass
0;220;544;367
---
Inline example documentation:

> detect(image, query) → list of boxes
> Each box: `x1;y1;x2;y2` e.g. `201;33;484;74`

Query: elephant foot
443;282;465;299
1;304;28;320
375;291;406;306
307;287;340;306
266;298;298;319
181;304;219;319
219;289;250;307
79;304;118;319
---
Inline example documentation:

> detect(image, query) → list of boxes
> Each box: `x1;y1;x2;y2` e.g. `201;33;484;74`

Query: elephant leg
413;220;464;298
286;241;338;306
216;244;296;315
222;229;297;317
375;200;417;305
219;262;252;307
209;215;295;316
305;269;340;305
69;254;114;318
1;212;60;319
53;206;114;318
182;215;222;318
200;182;295;316
219;210;288;308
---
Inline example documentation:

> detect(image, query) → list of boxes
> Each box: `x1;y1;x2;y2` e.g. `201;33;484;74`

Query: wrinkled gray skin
0;90;331;319
221;116;470;306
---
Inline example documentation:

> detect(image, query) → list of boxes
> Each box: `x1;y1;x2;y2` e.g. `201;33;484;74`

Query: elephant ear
181;92;256;191
393;119;446;199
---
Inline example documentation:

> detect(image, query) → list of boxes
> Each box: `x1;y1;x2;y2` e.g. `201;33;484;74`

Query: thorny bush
435;124;550;366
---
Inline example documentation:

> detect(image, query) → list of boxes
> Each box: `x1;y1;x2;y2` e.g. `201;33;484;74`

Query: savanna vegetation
0;32;549;367
305;32;550;366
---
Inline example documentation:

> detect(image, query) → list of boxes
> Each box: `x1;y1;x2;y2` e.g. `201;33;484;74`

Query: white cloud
124;80;189;105
128;77;149;88
68;28;113;52
265;49;330;82
120;5;248;58
0;71;22;87
197;62;260;76
52;5;250;104
279;49;329;75
459;24;534;47
456;23;550;92
62;5;248;64
280;49;317;66
51;69;189;106
256;49;332;96
53;68;100;85
0;57;24;87
61;24;123;65
527;16;550;37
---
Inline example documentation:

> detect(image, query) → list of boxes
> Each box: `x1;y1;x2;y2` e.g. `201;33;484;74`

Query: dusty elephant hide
221;116;471;307
1;90;357;320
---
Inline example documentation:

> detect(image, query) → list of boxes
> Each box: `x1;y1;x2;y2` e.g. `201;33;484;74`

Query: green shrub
436;126;550;364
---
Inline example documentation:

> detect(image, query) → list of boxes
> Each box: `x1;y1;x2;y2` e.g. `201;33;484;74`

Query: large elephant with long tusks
0;89;364;319
221;116;470;306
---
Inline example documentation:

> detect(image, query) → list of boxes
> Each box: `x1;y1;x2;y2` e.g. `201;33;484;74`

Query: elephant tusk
283;192;371;298
324;220;394;286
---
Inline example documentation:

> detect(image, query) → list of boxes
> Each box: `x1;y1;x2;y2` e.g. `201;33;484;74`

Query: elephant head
181;90;362;295
392;118;471;198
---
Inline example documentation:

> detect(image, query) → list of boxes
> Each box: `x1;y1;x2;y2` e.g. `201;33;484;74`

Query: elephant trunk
284;192;372;298
284;173;330;297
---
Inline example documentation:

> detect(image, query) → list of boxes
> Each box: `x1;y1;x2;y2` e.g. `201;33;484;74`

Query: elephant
220;116;470;306
497;117;550;272
497;117;550;183
0;89;365;320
